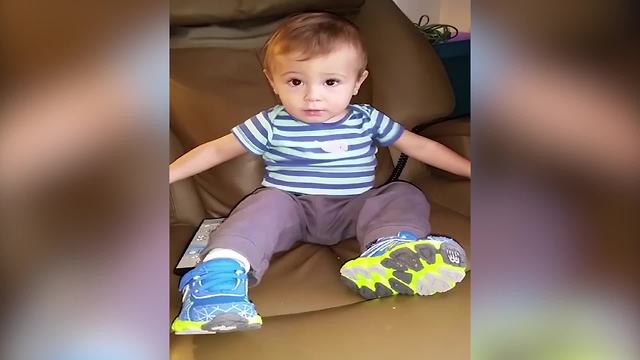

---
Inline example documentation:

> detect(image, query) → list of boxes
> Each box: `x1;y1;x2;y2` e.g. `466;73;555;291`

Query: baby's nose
304;86;322;101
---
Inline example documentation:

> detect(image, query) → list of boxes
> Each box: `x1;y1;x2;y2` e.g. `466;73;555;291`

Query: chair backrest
170;0;454;223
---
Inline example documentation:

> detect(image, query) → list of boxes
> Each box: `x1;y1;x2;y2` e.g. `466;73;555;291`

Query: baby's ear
353;70;369;95
263;69;278;94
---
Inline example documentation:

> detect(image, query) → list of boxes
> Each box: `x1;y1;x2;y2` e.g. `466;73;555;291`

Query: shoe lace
180;264;245;293
361;234;416;257
361;239;396;257
193;270;244;293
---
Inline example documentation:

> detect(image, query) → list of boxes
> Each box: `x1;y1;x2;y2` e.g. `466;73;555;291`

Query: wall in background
392;0;470;32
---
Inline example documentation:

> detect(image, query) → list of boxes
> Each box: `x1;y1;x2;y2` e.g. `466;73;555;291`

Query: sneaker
340;233;467;299
171;258;262;335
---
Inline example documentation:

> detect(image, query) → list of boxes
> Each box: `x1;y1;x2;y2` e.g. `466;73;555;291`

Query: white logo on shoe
447;250;460;264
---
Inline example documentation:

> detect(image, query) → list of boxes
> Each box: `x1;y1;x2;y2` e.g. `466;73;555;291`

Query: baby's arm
392;130;471;178
169;133;247;184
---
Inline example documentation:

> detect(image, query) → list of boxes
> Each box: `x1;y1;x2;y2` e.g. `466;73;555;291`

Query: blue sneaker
171;258;262;335
340;233;467;299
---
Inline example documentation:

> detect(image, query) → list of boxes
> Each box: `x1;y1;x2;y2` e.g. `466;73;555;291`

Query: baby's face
266;46;368;123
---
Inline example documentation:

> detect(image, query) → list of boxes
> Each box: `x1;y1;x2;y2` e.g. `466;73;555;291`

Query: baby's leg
340;182;467;298
201;187;306;284
172;187;305;335
354;181;431;246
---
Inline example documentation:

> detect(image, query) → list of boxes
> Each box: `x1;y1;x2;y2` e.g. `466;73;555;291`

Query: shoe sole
340;238;467;299
172;314;262;335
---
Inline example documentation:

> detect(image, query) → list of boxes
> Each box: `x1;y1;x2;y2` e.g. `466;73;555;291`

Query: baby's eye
325;79;340;86
287;78;302;86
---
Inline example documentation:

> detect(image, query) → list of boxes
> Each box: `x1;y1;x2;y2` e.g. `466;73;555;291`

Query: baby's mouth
302;109;325;116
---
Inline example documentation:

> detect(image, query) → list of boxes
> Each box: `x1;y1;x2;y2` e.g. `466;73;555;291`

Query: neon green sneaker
340;233;467;299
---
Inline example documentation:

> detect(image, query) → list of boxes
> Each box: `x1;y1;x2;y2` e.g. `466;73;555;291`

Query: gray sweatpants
202;181;430;284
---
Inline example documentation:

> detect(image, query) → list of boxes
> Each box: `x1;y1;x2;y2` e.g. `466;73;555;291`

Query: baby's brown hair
262;12;367;76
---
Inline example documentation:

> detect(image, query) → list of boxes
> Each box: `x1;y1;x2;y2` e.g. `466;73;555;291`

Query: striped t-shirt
231;104;404;196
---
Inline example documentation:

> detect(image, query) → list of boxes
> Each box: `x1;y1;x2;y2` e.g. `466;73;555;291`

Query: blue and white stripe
232;104;404;195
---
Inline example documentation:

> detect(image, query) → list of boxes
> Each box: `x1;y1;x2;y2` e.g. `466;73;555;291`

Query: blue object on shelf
433;34;470;118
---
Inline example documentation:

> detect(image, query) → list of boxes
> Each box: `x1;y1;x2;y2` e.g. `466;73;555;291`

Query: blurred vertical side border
472;0;639;359
0;1;169;359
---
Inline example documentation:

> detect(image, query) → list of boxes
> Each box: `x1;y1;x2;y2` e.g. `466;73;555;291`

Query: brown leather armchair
170;0;470;358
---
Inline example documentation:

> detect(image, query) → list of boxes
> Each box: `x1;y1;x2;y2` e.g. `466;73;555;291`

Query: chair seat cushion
171;203;469;318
